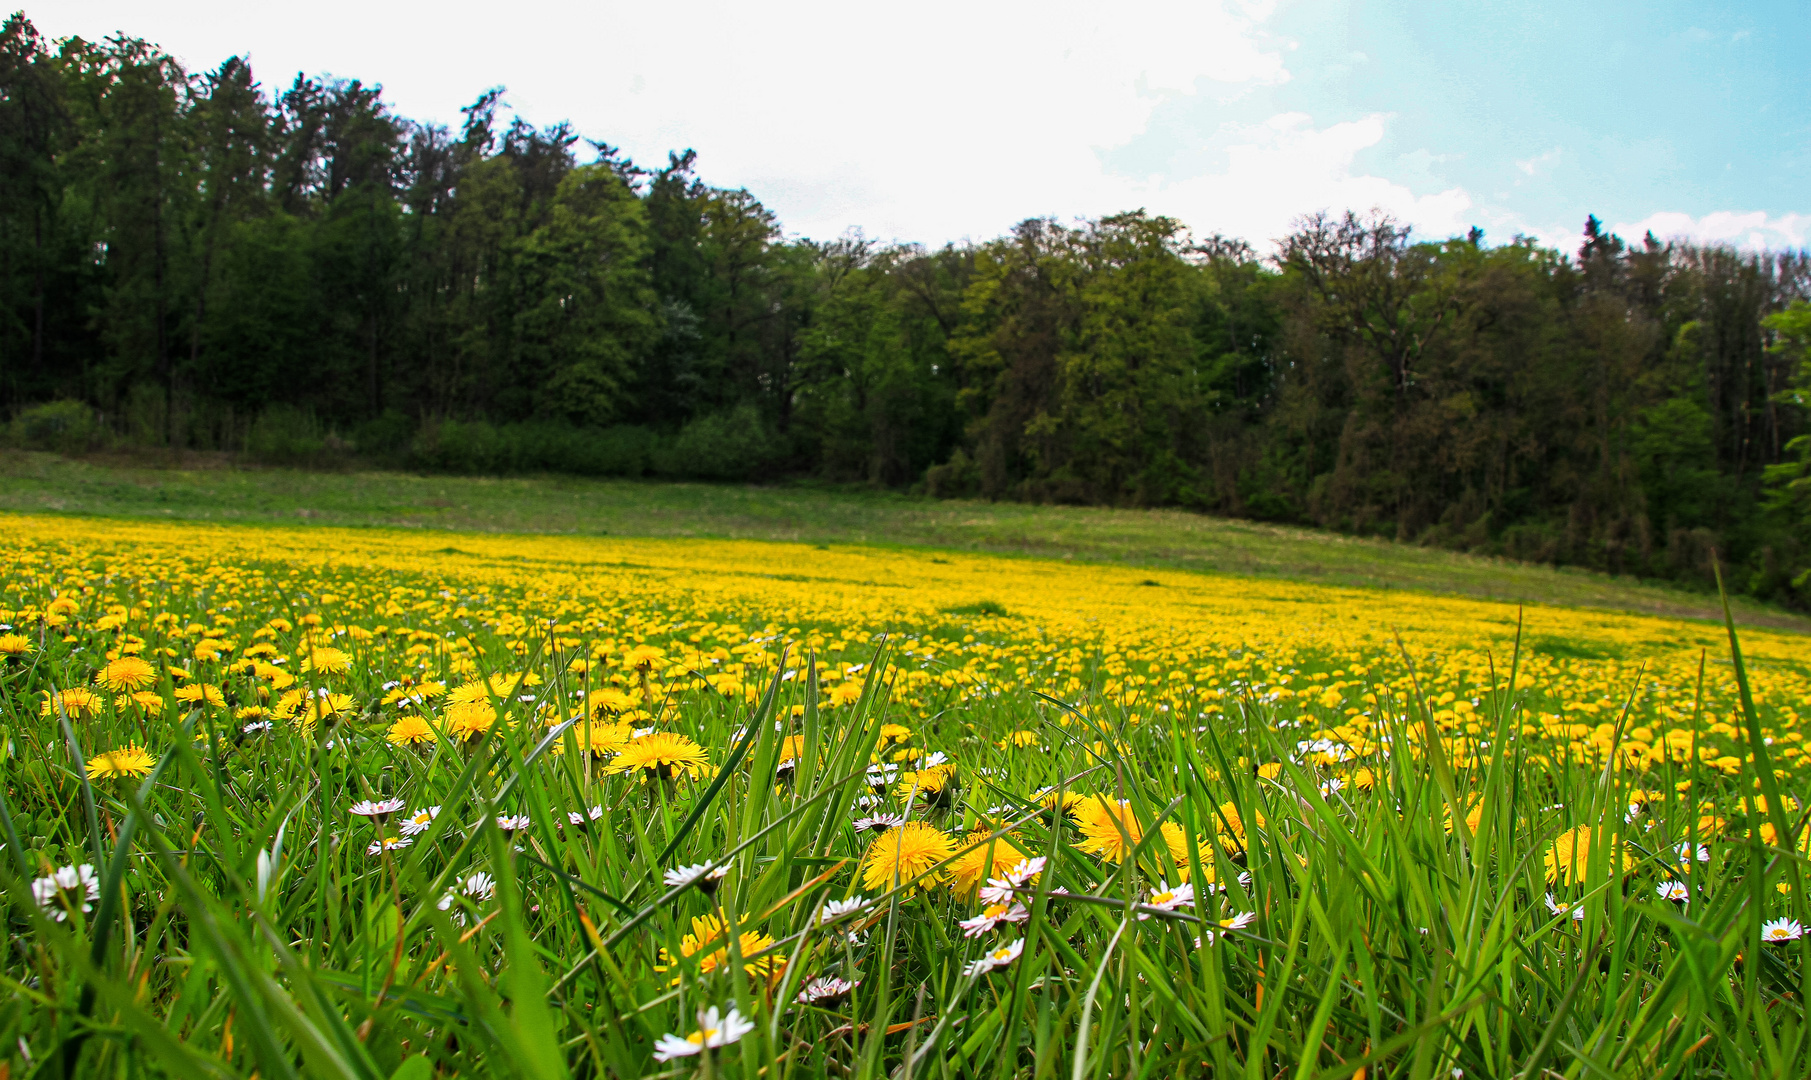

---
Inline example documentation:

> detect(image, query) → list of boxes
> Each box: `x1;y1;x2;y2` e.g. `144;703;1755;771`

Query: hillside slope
2;451;1801;631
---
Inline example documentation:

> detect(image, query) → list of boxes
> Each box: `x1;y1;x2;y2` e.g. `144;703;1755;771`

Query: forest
4;13;1811;604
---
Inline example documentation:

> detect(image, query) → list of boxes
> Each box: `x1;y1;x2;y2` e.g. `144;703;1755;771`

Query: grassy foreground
0;513;1808;1077
1;451;1801;632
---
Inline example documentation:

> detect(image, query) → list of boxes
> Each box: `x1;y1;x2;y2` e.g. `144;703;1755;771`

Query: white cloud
1515;147;1562;177
1613;210;1809;250
37;0;1479;247
586;0;1295;242
1141;113;1474;247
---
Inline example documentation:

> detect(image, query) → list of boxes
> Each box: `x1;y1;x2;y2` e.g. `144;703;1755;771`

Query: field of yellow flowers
1;512;1807;1078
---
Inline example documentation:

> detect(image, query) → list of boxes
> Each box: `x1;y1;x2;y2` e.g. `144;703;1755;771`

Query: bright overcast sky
33;0;1811;253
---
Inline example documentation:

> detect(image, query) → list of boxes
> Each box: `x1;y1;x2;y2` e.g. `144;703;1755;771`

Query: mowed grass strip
2;450;1802;631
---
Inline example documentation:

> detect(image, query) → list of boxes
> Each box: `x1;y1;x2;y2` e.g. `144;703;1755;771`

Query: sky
31;0;1811;254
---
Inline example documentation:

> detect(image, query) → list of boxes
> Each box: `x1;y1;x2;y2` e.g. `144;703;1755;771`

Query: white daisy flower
663;862;729;892
1761;917;1805;943
458;871;496;901
566;806;605;828
962;937;1025;976
1139;881;1195;920
398;806;441;837
436;871;497;921
31;863;100;922
864;763;900;791
818;896;868;925
1197;910;1256;945
1544;894;1585;922
795;976;859;1004
1006;856;1047;884
852;813;905;834
1656;880;1689;902
242;720;274;734
977;878;1017;906
496;814;533;833
350;798;406;819
958;902;1030;937
367;836;414;856
1676;842;1710;864
651;1006;755;1061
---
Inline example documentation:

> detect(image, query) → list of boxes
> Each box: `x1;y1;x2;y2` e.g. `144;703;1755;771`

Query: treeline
6;13;1811;603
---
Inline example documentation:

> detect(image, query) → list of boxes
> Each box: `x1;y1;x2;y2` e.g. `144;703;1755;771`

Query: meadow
1;511;1808;1077
3;451;1803;632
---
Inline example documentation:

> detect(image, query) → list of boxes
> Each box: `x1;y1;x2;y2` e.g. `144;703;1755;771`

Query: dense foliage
1;514;1809;1077
6;14;1811;602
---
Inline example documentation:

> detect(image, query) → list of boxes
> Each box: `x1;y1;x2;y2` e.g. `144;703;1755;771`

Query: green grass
2;531;1806;1078
2;451;1802;632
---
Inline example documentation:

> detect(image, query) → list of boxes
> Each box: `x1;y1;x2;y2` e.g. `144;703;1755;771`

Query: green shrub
923;448;981;498
409;419;654;477
354;409;417;464
243;405;329;466
410;418;502;474
506;421;652;476
9;400;107;454
649;403;775;482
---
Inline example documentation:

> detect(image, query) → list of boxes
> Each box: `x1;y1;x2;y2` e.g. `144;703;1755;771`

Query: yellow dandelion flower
570;719;633;758
95;656;156;691
87;745;157;781
1759;821;1811;855
0;633;31;657
1072;796;1190;866
40;688;101;718
826;682;864;707
622;644;667;672
300;646;351;676
174;683;226;708
894;763;957;800
381;681;445;707
604;732;709;779
1545;826;1635;886
446;681;490;707
587;687;636;715
117;690;166;712
492;671;540;694
386;714;438;747
277;689;356;730
1211;800;1260;851
663;913;785;983
859;821;955;892
948;832;1029;899
1443;793;1485;835
446;702;500;742
878;723;913;744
